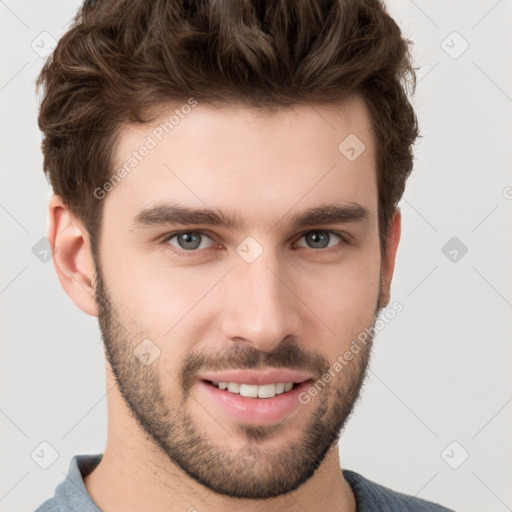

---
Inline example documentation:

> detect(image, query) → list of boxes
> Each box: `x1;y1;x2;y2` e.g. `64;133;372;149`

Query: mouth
196;371;314;425
203;380;305;399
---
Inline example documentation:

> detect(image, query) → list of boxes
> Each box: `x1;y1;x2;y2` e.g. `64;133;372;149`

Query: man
34;0;454;510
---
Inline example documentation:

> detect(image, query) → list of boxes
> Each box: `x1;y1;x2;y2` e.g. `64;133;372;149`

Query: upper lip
198;368;313;386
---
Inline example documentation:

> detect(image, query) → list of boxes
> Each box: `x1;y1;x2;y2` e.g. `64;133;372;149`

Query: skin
48;95;401;512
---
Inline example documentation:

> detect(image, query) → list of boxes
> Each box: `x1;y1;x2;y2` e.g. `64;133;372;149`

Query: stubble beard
92;254;378;499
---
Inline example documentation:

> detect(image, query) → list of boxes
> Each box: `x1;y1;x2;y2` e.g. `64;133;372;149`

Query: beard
92;252;379;499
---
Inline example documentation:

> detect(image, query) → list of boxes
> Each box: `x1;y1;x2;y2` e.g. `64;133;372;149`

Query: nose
219;253;302;353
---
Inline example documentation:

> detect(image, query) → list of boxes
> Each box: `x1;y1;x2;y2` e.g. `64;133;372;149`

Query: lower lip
198;380;312;425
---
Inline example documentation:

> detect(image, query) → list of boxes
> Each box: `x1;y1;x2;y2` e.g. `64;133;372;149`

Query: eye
164;231;215;253
161;229;347;258
294;230;345;251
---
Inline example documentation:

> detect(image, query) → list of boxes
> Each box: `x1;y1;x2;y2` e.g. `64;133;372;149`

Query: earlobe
48;195;99;317
379;208;402;309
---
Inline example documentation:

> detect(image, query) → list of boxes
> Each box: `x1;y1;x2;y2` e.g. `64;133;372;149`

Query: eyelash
160;230;349;258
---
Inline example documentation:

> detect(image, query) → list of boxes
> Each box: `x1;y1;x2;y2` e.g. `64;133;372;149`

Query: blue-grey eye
296;231;341;249
167;232;213;251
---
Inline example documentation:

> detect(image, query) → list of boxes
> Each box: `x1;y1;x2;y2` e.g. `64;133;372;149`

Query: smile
207;381;297;399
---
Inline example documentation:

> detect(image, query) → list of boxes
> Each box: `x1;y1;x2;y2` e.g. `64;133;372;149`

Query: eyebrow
131;202;371;232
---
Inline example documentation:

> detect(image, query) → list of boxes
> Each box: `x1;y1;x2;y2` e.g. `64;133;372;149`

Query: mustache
180;338;331;396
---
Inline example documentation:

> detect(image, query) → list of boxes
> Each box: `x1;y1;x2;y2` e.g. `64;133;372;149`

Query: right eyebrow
132;203;246;231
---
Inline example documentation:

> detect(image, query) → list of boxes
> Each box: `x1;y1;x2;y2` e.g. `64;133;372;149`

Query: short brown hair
36;0;420;255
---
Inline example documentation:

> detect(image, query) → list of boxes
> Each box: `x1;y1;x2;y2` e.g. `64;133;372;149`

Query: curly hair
36;0;420;254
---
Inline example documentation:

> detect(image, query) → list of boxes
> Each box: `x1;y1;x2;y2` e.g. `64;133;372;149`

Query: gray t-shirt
34;454;455;511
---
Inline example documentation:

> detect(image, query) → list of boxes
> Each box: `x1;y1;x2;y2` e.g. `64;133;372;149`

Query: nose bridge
220;248;301;350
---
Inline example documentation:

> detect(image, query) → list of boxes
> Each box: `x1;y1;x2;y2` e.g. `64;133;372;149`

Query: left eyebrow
280;203;371;232
131;202;372;232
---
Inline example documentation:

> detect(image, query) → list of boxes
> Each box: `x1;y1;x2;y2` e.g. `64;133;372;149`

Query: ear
48;195;99;317
378;208;401;309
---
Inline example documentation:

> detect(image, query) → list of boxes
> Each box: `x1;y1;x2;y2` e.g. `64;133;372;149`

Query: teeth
227;382;240;393
275;383;285;394
213;381;296;398
240;384;258;398
257;383;276;399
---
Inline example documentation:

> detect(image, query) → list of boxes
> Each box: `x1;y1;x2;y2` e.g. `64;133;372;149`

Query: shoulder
342;469;455;512
33;497;59;512
32;454;103;512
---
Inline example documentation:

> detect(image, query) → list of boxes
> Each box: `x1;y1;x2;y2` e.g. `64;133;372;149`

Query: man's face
92;97;385;498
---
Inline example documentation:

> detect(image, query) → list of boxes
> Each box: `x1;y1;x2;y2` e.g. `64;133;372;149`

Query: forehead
105;97;377;229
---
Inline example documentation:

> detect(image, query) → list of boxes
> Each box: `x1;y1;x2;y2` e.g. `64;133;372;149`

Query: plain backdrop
1;1;511;511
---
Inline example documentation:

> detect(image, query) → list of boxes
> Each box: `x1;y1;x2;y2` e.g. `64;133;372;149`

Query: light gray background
1;1;511;511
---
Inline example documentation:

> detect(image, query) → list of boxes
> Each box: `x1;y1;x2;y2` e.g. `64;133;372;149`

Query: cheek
100;231;381;349
293;251;381;358
105;256;226;344
300;250;381;312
